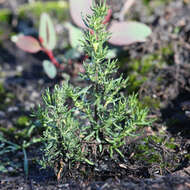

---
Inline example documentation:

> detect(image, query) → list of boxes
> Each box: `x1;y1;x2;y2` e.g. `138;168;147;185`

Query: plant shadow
160;90;190;139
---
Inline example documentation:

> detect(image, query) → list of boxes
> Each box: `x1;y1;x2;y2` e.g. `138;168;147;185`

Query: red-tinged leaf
69;0;93;28
108;21;152;46
15;35;42;53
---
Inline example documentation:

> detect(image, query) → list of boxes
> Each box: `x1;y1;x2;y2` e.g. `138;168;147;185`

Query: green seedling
0;131;41;176
35;1;153;180
12;13;61;79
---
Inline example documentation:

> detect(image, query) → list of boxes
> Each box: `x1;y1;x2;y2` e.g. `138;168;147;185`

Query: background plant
0;84;42;175
0;128;41;177
35;1;152;180
69;0;152;46
12;0;152;79
12;12;60;79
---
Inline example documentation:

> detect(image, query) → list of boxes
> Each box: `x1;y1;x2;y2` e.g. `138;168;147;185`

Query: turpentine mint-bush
36;1;152;178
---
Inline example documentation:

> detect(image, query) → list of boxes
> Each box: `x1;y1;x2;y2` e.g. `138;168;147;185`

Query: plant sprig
36;0;152;179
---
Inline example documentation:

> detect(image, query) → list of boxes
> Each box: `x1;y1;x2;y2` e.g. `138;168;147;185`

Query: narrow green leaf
84;158;94;165
84;131;95;141
23;147;28;178
115;148;124;157
98;144;103;153
69;0;93;28
39;13;56;50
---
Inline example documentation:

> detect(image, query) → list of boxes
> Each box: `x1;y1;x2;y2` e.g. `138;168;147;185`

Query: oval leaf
39;13;56;50
69;0;93;28
13;35;42;53
65;23;84;51
42;60;57;79
108;21;152;46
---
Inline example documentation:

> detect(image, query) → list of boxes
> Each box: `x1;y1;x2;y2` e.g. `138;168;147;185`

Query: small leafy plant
35;1;152;180
0;129;41;177
12;13;61;79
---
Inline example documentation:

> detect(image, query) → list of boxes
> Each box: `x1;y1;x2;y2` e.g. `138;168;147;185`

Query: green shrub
35;1;152;179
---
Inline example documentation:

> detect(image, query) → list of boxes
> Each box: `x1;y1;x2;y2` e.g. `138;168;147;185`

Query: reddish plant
13;13;62;79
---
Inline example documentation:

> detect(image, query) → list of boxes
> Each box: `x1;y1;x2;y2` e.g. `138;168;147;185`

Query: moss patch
141;96;161;110
0;83;15;110
0;9;12;43
134;135;179;173
143;0;172;6
0;83;31;143
18;1;69;26
0;9;11;23
121;44;174;93
16;116;30;128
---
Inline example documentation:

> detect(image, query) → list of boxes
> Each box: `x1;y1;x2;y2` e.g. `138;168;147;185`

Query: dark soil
0;0;190;189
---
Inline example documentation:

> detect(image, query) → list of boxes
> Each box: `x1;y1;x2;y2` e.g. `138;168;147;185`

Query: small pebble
0;111;6;119
7;106;19;113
